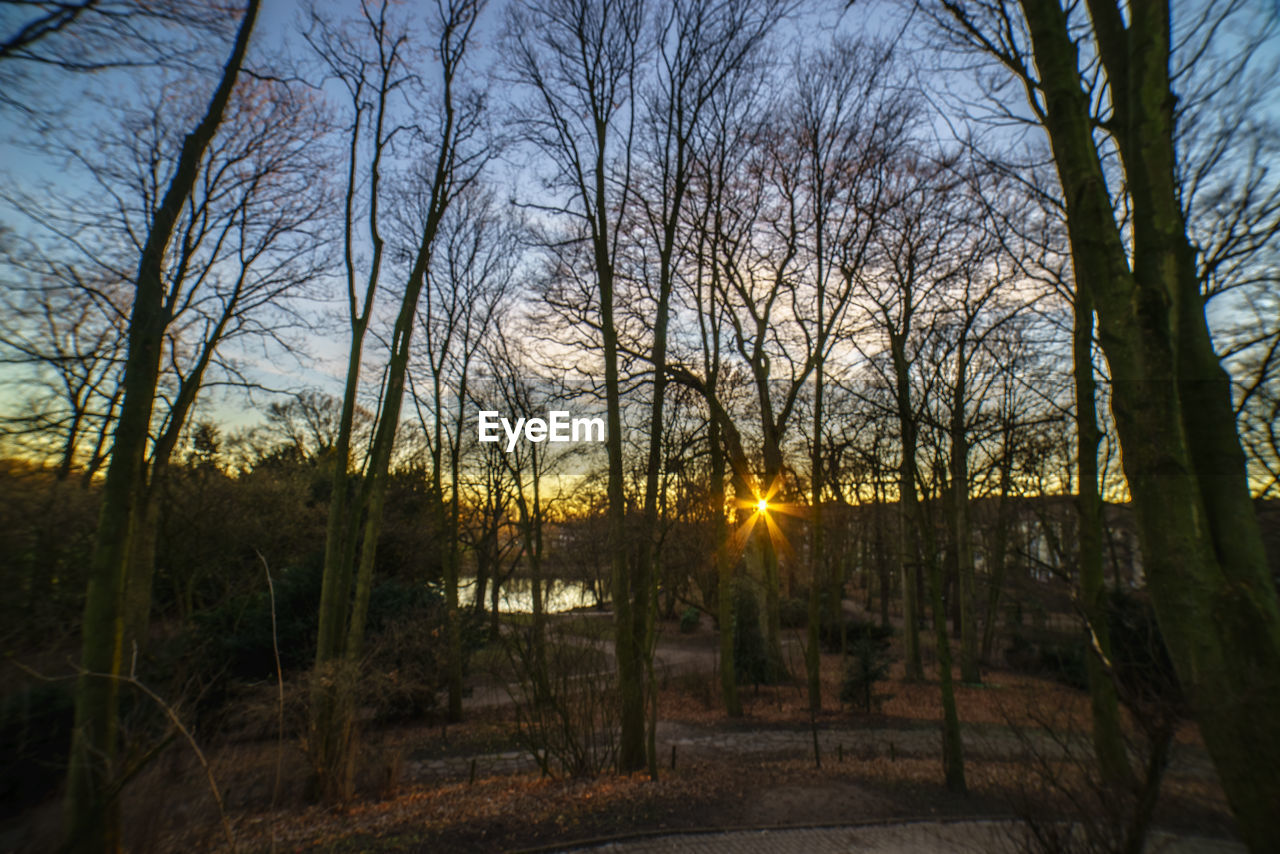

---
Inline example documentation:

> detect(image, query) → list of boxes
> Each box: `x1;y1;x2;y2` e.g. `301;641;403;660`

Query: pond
460;575;604;614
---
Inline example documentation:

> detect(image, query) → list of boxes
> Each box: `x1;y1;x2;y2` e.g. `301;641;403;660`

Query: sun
756;497;769;514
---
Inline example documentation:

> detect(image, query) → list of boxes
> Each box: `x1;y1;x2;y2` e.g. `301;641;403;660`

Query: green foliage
839;636;893;713
819;615;894;654
191;560;450;681
191;557;326;679
778;596;808;629
732;583;769;686
1005;630;1087;690
0;680;75;818
679;606;701;634
185;563;478;725
1106;590;1182;711
0;462;100;637
1005;592;1180;704
1041;640;1088;690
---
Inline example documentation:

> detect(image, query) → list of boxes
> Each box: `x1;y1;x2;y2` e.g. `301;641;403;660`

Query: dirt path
552;821;1244;854
410;715;1216;785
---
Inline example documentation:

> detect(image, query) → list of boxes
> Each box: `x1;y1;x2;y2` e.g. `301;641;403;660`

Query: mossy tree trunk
942;1;1280;846
1074;285;1131;786
309;0;480;799
64;3;259;848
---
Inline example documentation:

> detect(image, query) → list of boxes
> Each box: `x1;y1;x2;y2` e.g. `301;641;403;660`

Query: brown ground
6;618;1239;853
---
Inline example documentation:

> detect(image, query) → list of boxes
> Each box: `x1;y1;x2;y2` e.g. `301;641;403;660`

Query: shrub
191;568;451;681
190;558;326;680
819;615;893;654
1004;631;1038;672
679;607;701;634
1005;592;1181;701
1107;589;1181;710
186;569;475;727
1004;630;1087;689
732;584;770;686
839;636;893;713
503;630;618;777
778;596;808;629
1038;640;1088;690
0;680;75;818
1006;596;1184;854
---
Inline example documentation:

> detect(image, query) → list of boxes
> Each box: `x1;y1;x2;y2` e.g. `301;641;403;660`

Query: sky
1;0;1277;468
0;0;893;431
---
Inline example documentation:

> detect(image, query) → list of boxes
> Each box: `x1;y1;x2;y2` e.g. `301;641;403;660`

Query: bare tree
0;244;127;483
410;186;518;720
785;36;909;713
61;0;260;847
0;0;235;118
930;1;1280;845
503;0;648;772
627;0;786;771
306;0;486;800
853;148;973;793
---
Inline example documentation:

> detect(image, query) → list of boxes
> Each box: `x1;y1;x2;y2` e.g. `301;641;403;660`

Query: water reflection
460;576;603;614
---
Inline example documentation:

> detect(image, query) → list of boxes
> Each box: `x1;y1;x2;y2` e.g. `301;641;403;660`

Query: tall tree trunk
981;425;1014;664
713;429;742;717
601;244;644;774
445;366;469;722
309;78;388;797
122;497;160;660
756;426;788;682
807;357;824;714
926;541;966;793
64;2;259;848
891;336;924;681
915;468;967;792
514;461;547;701
122;316;226;660
1075;287;1130;786
1013;2;1280;846
309;1;475;794
949;353;979;683
636;231;673;779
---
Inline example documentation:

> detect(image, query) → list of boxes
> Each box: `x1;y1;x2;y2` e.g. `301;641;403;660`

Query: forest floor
10;612;1244;853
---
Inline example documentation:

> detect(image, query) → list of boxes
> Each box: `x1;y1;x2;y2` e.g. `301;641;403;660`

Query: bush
0;680;75;818
504;630;618;777
190;567;450;681
732;584;770;686
1004;630;1087;689
1039;640;1088;690
839;636;893;713
1003;591;1179;702
1107;590;1182;712
1004;631;1038;672
1007;596;1184;854
819;615;893;654
778;596;808;629
364;588;487;722
188;558;324;680
185;568;474;727
679;607;701;634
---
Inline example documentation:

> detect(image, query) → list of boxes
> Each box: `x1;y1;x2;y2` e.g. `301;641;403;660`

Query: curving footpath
551;820;1244;853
